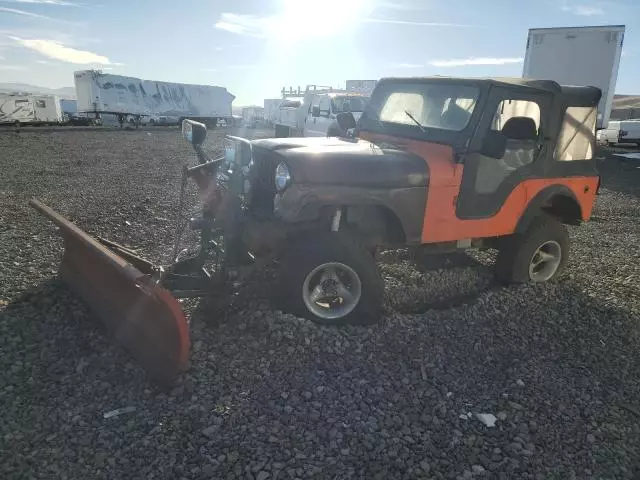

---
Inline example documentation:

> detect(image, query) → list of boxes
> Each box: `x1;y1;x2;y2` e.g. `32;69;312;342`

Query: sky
0;0;638;105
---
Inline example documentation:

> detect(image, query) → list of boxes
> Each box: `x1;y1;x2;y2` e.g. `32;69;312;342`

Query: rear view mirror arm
186;155;222;177
194;144;214;164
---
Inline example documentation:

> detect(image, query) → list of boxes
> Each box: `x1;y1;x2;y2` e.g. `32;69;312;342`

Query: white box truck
346;80;378;96
523;25;625;129
0;93;63;125
263;98;282;125
274;85;370;137
74;70;235;127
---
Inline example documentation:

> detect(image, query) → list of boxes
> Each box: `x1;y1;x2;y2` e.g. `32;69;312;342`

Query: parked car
597;121;621;145
618;120;640;147
149;115;180;126
65;113;96;126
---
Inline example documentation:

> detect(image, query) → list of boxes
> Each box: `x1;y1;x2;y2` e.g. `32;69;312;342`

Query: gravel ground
1;127;640;479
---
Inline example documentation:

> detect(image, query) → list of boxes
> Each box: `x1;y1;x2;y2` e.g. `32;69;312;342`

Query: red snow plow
30;199;190;386
29;121;236;385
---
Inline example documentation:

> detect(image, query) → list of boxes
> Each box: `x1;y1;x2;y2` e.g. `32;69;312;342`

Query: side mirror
311;106;320;118
182;119;207;146
336;112;356;132
480;130;507;159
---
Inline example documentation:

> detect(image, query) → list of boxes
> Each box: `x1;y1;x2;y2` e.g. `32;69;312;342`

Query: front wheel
276;233;383;325
494;215;569;284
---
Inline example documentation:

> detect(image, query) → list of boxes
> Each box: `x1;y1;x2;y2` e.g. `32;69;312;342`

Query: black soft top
376;76;602;107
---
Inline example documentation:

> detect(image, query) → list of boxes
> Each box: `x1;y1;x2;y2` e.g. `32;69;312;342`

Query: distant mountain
0;83;75;98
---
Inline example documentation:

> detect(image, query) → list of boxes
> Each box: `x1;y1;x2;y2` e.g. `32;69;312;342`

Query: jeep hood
251;137;428;189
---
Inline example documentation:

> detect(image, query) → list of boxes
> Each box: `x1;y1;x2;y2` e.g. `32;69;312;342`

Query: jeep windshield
359;80;480;141
331;96;367;113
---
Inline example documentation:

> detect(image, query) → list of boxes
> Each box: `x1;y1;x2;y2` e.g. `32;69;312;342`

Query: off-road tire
276;233;384;325
494;214;569;284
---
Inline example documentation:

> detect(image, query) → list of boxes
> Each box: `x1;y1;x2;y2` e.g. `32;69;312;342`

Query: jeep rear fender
516;185;583;233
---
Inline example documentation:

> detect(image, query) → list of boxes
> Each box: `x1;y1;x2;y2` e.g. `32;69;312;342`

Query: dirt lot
1;127;639;479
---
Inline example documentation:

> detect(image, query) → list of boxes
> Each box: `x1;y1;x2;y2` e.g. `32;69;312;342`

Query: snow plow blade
30;199;190;386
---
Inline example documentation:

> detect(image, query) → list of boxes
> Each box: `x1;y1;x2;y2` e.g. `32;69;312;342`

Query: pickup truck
274;91;368;138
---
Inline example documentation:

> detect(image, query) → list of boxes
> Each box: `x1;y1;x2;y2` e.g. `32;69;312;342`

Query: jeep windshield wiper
404;111;426;132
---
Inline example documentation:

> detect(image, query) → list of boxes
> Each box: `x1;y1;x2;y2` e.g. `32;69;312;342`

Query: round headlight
275;162;291;192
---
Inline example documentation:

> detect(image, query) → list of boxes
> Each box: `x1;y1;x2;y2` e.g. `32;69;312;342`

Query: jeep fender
276;185;426;244
516;185;582;234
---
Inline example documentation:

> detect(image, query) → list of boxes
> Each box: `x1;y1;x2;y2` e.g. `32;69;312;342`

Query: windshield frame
358;78;489;146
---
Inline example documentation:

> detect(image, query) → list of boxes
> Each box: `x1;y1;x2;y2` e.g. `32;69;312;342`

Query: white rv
0;93;64;125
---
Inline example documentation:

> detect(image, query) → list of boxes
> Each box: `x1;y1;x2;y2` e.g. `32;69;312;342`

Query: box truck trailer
74;70;235;127
263;98;283;125
523;25;625;129
0;93;63;125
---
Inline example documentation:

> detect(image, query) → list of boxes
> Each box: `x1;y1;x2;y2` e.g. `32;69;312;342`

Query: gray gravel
1;128;640;479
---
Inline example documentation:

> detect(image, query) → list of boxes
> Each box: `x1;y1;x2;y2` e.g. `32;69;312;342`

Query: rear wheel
494;215;569;284
276;233;383;325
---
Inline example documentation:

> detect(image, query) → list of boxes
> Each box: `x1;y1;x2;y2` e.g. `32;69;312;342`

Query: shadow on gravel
1;278;148;388
3;268;640;478
383;251;496;314
597;148;640;200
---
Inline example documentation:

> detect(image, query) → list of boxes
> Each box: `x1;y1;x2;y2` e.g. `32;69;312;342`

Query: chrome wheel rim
528;240;562;282
302;262;362;320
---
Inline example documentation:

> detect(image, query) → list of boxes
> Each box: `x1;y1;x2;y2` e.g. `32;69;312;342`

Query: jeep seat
475;116;539;194
502;116;538;141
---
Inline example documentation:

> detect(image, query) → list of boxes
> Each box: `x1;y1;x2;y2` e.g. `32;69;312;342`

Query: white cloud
0;64;27;70
0;6;54;19
215;16;257;36
5;0;76;5
430;57;523;67
561;4;604;15
10;37;116;64
202;64;257;72
215;10;475;38
375;1;431;11
365;18;473;27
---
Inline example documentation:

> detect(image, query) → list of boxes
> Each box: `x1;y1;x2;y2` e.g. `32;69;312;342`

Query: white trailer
523;25;625;129
0;93;63;125
74;70;235;127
